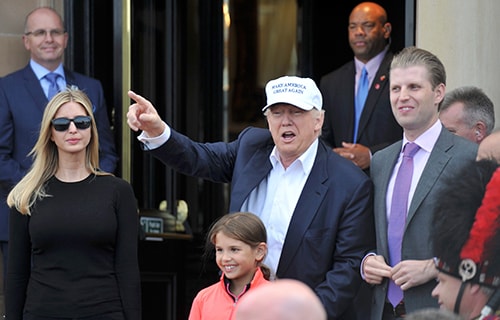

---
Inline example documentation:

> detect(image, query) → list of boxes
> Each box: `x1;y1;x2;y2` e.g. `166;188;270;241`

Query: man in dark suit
320;2;402;171
126;76;375;319
0;6;118;292
363;47;479;319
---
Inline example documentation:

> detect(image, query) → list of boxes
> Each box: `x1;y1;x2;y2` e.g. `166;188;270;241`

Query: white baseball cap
262;76;323;112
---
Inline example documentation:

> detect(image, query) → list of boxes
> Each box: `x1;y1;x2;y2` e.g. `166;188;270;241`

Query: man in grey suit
362;47;479;319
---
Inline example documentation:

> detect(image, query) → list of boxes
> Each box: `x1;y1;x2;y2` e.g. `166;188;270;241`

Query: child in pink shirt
188;212;270;320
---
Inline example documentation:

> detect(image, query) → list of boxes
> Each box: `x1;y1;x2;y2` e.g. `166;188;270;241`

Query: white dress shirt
241;139;318;277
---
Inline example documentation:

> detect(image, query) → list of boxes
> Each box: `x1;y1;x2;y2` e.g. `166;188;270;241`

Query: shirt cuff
360;252;376;280
137;122;170;150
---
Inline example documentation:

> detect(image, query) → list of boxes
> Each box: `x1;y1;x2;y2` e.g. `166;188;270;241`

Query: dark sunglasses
51;116;92;131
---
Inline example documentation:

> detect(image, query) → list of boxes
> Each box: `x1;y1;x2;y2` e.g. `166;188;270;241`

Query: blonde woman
6;89;141;320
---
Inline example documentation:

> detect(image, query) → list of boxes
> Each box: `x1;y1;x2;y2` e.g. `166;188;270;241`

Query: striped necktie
45;72;60;100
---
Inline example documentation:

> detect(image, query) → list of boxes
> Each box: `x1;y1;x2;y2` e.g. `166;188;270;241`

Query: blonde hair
7;89;111;215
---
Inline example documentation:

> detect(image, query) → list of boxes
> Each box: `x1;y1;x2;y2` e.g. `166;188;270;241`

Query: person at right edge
362;46;479;319
320;2;402;172
431;160;500;320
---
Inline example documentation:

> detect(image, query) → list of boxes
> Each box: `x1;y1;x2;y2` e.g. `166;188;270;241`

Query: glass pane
224;0;298;139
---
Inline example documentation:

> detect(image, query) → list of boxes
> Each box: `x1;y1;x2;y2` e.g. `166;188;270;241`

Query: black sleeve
5;208;31;319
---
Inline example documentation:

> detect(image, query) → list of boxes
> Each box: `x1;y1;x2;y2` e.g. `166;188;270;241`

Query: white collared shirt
241;139;318;277
30;60;66;98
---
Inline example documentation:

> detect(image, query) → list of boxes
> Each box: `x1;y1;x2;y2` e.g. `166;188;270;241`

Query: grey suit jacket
370;127;478;318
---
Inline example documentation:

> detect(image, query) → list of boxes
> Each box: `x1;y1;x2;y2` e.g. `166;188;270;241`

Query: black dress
6;174;141;319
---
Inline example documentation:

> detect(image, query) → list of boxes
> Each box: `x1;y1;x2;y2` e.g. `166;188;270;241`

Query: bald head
405;308;461;320
235;279;327;320
351;1;388;19
477;130;500;163
24;7;64;32
348;2;391;63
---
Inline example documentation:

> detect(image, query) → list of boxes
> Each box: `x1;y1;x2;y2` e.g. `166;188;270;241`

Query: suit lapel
229;142;273;212
376;141;401;257
329;62;356;143
22;66;49;111
277;143;328;275
64;68;78;89
344;63;356;142
357;52;393;141
406;128;452;225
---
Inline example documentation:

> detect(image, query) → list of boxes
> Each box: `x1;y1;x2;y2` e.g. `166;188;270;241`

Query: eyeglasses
51;116;92;132
24;29;66;38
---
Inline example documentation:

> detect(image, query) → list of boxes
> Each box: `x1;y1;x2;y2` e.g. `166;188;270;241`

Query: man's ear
383;22;392;38
434;83;446;105
468;283;482;295
475;122;487;143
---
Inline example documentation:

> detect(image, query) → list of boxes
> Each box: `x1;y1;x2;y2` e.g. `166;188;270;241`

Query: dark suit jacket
370;127;478;319
0;65;118;241
150;127;375;319
320;52;402;154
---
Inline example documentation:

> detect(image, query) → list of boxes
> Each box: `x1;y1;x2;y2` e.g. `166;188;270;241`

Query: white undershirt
241;139;318;277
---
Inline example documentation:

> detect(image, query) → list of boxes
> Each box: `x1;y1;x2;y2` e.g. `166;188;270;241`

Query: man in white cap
126;75;375;319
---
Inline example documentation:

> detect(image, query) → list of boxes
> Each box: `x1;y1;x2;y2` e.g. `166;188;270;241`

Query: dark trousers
0;241;7;316
23;311;125;320
382;301;406;320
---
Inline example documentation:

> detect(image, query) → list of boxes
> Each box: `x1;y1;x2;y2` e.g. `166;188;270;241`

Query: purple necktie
45;72;60;100
387;142;420;307
353;67;368;141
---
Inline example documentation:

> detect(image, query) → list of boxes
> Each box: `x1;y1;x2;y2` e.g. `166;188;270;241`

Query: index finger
128;90;149;105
